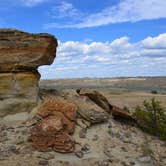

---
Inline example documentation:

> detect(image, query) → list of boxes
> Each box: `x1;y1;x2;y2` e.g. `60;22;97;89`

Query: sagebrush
133;98;166;140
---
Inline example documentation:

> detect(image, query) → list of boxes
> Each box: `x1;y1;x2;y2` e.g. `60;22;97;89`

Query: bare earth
0;77;166;166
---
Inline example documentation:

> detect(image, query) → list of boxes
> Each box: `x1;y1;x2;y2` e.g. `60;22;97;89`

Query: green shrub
151;90;158;94
133;98;166;140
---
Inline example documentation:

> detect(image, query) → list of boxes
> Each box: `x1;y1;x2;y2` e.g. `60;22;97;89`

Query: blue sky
0;0;166;79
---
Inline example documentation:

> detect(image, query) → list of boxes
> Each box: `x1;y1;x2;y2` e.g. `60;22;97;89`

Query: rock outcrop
29;99;77;153
76;89;112;113
0;29;58;118
76;89;134;121
73;96;109;124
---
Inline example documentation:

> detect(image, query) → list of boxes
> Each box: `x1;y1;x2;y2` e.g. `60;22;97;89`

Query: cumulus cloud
39;33;166;78
44;0;166;29
142;33;166;49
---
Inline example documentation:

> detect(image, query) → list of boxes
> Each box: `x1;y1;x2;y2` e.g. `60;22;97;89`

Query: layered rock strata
0;29;58;117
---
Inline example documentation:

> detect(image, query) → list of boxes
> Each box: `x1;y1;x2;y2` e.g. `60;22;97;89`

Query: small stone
35;152;55;160
92;134;99;141
8;145;19;154
16;135;25;145
97;160;110;166
38;160;49;166
129;161;135;165
121;161;130;166
75;151;84;158
136;156;155;166
121;146;128;152
81;144;91;153
79;128;87;138
108;119;112;128
138;156;151;163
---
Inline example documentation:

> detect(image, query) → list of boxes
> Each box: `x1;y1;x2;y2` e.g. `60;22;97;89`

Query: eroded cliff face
0;28;58;119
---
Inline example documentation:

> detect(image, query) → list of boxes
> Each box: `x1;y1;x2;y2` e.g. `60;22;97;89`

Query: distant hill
40;77;166;93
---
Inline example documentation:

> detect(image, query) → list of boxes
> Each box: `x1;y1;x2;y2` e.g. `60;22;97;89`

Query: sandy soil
0;88;166;166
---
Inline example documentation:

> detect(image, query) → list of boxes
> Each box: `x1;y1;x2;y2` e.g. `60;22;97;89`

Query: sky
0;0;166;79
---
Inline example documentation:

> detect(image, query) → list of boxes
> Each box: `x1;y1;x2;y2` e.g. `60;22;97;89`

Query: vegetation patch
133;98;166;140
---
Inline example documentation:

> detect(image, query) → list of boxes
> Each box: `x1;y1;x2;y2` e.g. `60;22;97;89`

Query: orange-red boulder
37;99;77;122
29;99;77;153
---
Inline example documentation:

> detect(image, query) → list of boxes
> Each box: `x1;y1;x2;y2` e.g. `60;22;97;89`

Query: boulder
29;99;77;153
111;106;135;121
37;99;77;122
37;99;77;134
29;122;75;153
76;89;112;113
76;89;134;121
74;96;109;124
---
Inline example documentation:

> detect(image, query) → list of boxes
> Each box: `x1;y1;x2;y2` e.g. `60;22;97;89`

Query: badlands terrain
40;77;166;109
0;77;166;166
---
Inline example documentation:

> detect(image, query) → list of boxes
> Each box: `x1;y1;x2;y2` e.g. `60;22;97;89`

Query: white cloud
21;0;49;7
44;0;166;28
39;33;166;78
50;1;81;19
142;33;166;49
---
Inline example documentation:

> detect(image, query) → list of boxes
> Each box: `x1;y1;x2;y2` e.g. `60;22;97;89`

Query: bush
133;98;166;140
151;90;158;94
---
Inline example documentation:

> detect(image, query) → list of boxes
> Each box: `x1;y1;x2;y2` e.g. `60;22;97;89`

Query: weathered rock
76;89;112;113
29;99;77;153
37;99;77;122
40;116;64;134
111;106;134;121
77;89;134;121
79;128;87;138
0;72;40;99
36;99;77;134
72;96;109;124
0;28;58;71
0;29;58;118
29;121;75;153
0;72;40;117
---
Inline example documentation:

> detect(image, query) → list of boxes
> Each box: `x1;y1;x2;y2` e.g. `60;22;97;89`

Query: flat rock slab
0;28;58;71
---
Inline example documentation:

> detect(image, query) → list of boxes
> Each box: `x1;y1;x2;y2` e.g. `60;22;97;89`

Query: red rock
29;119;75;153
37;99;77;134
40;116;63;134
29;99;77;153
112;106;134;120
52;132;75;153
37;99;77;122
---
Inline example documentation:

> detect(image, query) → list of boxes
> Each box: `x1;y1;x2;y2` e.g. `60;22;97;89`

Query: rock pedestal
0;29;58;119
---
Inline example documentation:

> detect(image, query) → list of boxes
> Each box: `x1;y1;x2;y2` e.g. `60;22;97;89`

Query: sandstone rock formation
29;119;75;153
73;96;109;124
0;29;58;118
76;89;112;113
37;99;77;134
29;99;77;153
76;89;134;121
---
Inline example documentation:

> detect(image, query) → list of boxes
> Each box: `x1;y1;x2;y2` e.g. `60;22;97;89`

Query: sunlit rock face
0;28;58;119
